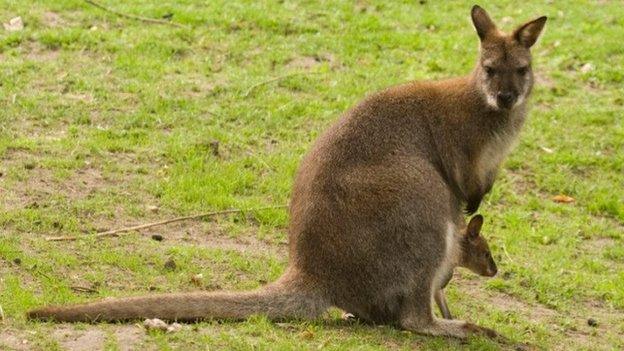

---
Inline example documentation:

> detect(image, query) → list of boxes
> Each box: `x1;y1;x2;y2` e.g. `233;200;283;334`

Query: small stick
45;205;287;242
501;243;515;264
84;0;187;28
71;285;98;293
243;71;322;98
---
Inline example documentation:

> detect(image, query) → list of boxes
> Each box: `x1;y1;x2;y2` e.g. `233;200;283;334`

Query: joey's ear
466;214;484;238
513;16;547;48
471;5;497;41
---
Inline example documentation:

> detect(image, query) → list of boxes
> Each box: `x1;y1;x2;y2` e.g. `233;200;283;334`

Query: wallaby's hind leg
399;287;498;339
402;317;498;339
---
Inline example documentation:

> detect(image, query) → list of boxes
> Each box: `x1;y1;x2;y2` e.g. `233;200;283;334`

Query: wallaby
434;214;497;320
28;5;546;340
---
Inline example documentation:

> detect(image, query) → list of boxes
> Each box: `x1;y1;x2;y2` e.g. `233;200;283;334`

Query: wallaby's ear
471;5;496;41
512;16;547;48
466;215;484;238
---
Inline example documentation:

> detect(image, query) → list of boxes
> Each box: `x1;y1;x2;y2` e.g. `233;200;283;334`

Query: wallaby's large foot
461;321;499;339
401;318;500;340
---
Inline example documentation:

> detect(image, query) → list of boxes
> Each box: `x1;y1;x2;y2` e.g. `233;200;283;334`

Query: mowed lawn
1;0;622;350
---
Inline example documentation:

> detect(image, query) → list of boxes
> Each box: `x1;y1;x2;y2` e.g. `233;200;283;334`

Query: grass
0;0;623;350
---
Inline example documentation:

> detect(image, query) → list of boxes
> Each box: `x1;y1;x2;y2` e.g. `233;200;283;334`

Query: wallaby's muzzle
496;91;516;109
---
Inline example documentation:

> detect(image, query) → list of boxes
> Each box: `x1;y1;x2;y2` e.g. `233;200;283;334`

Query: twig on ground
70;285;99;293
502;243;515;264
243;71;323;98
84;0;187;28
45;205;287;242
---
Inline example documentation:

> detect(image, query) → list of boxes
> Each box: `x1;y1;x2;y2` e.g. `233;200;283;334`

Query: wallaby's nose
496;92;515;108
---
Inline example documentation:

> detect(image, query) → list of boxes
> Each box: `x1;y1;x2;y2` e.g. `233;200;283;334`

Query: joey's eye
484;66;495;76
517;66;529;75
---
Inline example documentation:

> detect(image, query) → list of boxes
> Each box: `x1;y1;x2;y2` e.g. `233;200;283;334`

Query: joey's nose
497;92;515;108
488;266;497;277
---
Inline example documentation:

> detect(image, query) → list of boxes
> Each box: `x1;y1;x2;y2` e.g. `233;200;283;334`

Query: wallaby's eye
517;66;529;75
484;252;491;259
484;66;495;76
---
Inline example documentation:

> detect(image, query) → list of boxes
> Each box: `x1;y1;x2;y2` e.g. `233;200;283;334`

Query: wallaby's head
460;215;497;277
471;5;547;111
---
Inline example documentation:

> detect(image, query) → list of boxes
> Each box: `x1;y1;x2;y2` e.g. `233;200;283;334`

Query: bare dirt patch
286;54;338;70
51;324;146;351
53;325;106;351
456;275;557;323
0;149;162;217
0;150;109;211
41;12;66;28
506;169;539;196
151;220;287;258
286;56;319;70
535;71;555;89
0;328;31;351
455;273;623;350
112;324;149;351
580;236;616;252
0;151;56;211
23;41;60;62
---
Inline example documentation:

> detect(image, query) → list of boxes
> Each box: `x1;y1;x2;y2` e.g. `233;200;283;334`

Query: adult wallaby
434;214;497;320
28;5;546;339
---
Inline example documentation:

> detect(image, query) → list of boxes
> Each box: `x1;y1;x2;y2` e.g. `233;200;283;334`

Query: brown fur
27;5;546;340
434;215;497;320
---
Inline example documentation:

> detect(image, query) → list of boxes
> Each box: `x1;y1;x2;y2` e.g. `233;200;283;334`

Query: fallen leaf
190;273;203;286
580;63;594;73
341;312;355;321
3;16;24;32
143;318;168;331
552;195;575;203
540;146;554;154
166;322;183;333
42;12;64;28
300;330;315;339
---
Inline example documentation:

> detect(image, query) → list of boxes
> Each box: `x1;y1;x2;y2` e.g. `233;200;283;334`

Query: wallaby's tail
27;274;327;323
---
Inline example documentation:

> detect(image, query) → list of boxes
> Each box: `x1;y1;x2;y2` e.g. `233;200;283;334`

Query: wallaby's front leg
465;171;496;214
434;289;453;319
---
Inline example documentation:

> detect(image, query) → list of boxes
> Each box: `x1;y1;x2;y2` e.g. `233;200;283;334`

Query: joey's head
470;5;547;111
460;215;497;277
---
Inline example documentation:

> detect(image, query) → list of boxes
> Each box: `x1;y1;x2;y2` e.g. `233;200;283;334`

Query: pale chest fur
475;130;518;185
474;108;525;186
431;222;462;294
